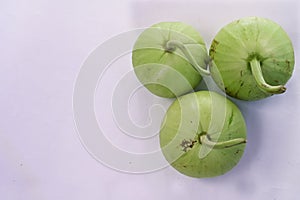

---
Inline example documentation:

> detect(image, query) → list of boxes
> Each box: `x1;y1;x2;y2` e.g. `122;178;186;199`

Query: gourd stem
250;58;286;94
200;135;246;149
165;40;210;76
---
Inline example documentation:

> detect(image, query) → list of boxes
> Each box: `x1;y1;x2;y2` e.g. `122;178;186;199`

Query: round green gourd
209;17;295;100
132;22;209;98
160;91;247;178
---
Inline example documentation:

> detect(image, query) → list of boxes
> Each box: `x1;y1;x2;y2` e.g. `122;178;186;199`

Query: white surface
1;0;300;199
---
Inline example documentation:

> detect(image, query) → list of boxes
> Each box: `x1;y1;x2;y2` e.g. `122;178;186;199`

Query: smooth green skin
160;91;247;178
209;17;295;100
132;22;209;98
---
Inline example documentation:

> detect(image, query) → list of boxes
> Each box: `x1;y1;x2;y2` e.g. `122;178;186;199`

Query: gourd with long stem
160;91;247;178
132;21;209;98
209;17;294;100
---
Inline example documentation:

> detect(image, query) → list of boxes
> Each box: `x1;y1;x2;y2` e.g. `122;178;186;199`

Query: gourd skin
209;17;294;100
132;22;209;98
159;91;247;178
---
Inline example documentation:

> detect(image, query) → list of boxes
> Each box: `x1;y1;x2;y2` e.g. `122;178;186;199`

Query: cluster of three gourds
131;17;295;178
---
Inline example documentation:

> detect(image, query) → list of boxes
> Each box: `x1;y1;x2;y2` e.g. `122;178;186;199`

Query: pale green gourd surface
209;17;294;100
160;91;247;178
132;22;209;98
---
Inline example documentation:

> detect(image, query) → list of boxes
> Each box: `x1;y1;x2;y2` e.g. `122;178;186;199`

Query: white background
1;0;300;199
